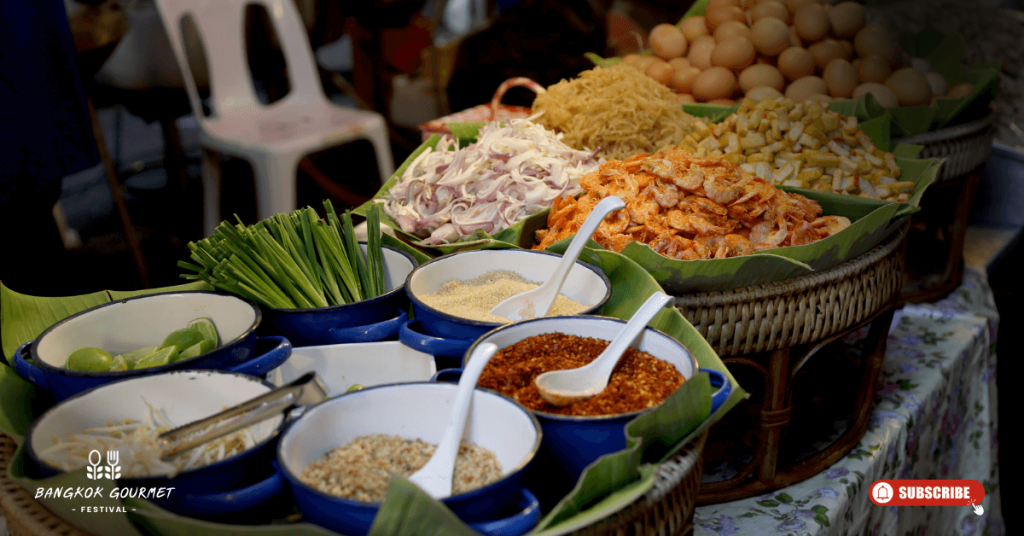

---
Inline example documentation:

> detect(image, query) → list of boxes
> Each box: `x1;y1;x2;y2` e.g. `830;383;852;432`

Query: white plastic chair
152;0;395;236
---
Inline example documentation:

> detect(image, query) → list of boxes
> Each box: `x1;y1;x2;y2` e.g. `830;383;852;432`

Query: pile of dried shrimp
533;149;851;260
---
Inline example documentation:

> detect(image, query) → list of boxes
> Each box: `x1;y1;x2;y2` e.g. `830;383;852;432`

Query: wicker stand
0;431;706;536
668;229;907;504
897;114;994;305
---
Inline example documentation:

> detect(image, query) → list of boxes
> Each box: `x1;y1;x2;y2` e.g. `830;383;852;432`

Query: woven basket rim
673;225;904;307
893;112;996;146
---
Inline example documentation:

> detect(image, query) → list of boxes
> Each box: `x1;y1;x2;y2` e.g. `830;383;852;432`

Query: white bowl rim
277;380;543;506
25;369;284;480
266;244;418;313
29;291;261;377
404;249;612;329
467;314;699;422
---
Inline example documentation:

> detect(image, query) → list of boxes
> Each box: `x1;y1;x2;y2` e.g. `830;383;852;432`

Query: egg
852;82;900;108
688;35;718;69
746;85;786;101
910;57;931;73
711;36;756;71
805;93;833;104
714;20;753;42
676;93;697;103
925;72;948;96
671;66;703;92
808;40;846;70
857;55;891;83
788;25;803;47
784;0;814;14
751;1;789;24
785;75;828;102
634;55;658;72
646;59;675;85
750;17;790;56
837;40;854;59
650;24;688;59
623;54;641;66
823;58;858;98
669;57;692;71
885;68;932;106
706;5;746;30
681;16;710;42
854;25;897;65
793;3;830;42
708;98;739;105
707;0;743;10
739;64;785;92
778;46;816;80
693;66;738;101
827;2;864;38
947;82;975;100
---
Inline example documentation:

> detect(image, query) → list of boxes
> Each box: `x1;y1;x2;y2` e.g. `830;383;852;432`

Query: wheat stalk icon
86;450;102;480
105;450;121;479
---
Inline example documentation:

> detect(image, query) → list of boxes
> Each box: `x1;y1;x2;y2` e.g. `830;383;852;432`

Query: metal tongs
157;372;328;462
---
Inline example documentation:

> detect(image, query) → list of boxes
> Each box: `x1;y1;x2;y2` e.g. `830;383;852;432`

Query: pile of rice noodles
532;63;699;161
382;117;600;245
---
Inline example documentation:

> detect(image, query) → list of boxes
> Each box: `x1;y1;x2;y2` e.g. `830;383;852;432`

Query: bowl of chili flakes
465;315;729;488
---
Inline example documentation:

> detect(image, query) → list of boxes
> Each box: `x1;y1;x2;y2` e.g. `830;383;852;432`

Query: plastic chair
152;0;395;236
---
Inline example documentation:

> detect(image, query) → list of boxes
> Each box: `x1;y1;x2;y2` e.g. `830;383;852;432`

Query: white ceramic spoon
534;292;674;406
408;342;499;499
489;196;626;322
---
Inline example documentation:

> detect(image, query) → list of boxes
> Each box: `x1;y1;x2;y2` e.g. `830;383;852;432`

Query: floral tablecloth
694;268;1003;536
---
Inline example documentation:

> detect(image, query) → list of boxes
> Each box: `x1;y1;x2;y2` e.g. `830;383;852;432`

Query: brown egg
784;0;814;14
827;2;864;38
837;40;854;59
688;35;718;70
739;64;786;92
681;16;710;42
885;68;932;106
947;82;975;100
693;66;739;101
634;55;658;72
669;57;692;71
785;75;828;102
788;26;803;47
756;54;776;64
854;25;897;65
746;85;786;101
857;55;892;83
711;36;756;71
706;5;746;30
751;1;789;24
805;93;833;104
623;54;641;66
751;17;790;56
676;93;697;104
671;66;703;92
823;58;858;98
646;59;675;85
708;98;738;105
852;82;900;108
793;3;830;43
778;46;816;80
650;24;688;59
707;0;743;11
809;40;846;70
714;20;753;42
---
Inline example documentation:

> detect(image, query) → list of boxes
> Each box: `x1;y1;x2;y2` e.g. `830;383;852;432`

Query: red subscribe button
870;480;985;506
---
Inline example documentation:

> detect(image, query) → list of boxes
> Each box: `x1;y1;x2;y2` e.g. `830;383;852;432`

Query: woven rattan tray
894;112;995;182
0;431;706;536
672;226;906;357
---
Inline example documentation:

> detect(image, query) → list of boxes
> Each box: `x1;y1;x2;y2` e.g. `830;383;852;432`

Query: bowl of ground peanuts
276;381;543;536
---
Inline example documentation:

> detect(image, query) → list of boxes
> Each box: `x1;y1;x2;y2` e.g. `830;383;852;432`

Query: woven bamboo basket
672;226;906;357
894;112;995;182
0;430;706;536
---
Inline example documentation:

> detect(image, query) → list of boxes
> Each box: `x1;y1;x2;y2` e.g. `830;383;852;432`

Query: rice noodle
532;63;699;161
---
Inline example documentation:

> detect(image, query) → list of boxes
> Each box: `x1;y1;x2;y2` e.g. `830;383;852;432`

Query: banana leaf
681;0;711;19
0;248;745;536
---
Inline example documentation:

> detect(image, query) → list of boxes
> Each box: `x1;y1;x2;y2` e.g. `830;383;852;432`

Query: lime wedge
66;347;114;372
109;356;128;372
188;318;220;349
160;328;205;354
175;341;204;362
116;346;158;370
134;346;178;370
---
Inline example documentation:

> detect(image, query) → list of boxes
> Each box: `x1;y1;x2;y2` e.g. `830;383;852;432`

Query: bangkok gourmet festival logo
34;450;176;513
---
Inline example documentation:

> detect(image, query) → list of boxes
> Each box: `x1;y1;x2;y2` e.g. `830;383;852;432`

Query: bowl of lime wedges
12;291;292;400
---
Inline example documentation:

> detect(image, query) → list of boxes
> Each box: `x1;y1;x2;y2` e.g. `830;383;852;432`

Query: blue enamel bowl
465;315;731;490
277;382;542;536
402;249;611;358
13;291;292;401
23;370;288;514
261;245;418;347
